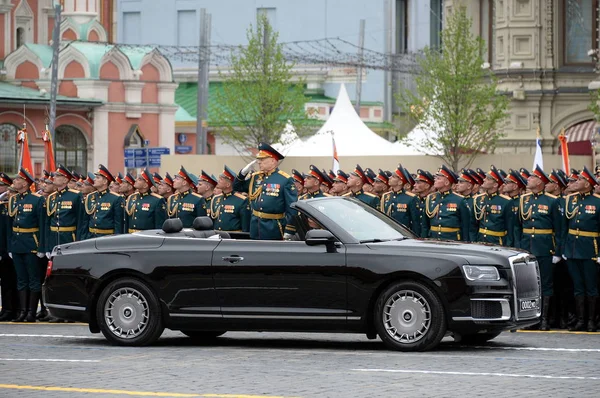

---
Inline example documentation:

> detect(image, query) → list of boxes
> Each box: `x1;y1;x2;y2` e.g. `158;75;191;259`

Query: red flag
42;125;56;172
17;123;34;175
332;132;340;173
558;128;569;173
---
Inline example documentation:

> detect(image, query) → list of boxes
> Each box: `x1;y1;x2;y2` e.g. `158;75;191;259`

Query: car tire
96;278;164;346
458;331;502;345
181;330;226;339
374;280;446;352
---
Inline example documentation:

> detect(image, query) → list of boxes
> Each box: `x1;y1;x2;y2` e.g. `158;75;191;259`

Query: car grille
509;253;542;320
471;300;503;319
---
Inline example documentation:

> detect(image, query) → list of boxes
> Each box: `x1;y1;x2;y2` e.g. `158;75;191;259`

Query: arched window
564;0;597;64
55;125;88;174
16;27;25;48
0;123;19;174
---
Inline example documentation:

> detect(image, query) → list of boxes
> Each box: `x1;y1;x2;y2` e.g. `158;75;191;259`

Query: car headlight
462;265;500;281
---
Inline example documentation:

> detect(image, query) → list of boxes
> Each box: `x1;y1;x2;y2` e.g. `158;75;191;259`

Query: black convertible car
43;197;541;351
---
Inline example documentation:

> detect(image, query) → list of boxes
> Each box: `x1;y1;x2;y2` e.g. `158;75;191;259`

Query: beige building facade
446;0;599;162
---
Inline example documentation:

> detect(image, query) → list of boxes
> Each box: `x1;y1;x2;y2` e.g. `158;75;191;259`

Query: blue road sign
148;157;162;167
125;158;147;168
148;147;170;156
124;148;147;158
175;145;193;154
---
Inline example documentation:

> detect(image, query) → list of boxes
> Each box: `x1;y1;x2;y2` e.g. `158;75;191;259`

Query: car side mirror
305;229;336;246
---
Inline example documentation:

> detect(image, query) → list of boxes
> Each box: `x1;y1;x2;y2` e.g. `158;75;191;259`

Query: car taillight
46;260;53;278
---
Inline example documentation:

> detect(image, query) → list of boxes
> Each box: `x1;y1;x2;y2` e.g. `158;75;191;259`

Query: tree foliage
395;7;509;171
213;15;310;153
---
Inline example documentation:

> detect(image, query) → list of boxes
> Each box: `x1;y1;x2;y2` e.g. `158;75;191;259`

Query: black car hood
366;238;528;267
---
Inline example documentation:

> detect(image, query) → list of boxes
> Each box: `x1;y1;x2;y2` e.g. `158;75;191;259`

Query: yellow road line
516;329;599;335
0;384;296;398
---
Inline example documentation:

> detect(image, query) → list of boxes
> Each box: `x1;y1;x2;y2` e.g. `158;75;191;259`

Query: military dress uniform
342;165;380;209
125;168;167;232
299;165;332;200
167;167;207;228
84;165;125;238
233;143;298;240
210;193;251;232
8;169;45;322
563;166;600;331
0;173;18;321
381;166;419;233
473;167;514;247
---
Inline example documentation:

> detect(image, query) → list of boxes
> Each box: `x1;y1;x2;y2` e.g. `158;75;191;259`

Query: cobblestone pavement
0;323;599;397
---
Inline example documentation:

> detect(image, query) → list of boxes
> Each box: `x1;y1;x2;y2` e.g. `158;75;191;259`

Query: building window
16;27;25;48
564;0;597;64
396;0;408;53
177;10;197;46
55;125;88;175
430;0;443;50
480;0;493;63
0;123;18;174
122;11;141;44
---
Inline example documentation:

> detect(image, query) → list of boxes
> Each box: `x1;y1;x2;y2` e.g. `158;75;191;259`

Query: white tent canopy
282;84;416;156
392;123;441;156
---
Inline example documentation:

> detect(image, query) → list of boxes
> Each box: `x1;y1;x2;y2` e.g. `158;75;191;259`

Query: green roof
68;41;113;78
0;82;102;106
25;44;54;67
307;93;383;106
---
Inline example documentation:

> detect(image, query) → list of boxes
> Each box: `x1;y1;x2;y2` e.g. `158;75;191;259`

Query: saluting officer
515;166;562;331
473;166;514;247
563;166;600;332
234;142;298;240
45;164;86;254
167;166;206;228
422;165;470;241
125;168;167;232
8;168;45;322
210;166;250;232
381;165;419;234
343;164;380;208
0;173;18;321
85;165;124;238
300;165;331;199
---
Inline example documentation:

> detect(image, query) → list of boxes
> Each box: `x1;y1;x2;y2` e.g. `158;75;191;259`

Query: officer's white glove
0;255;2;261
562;254;567;260
36;252;45;258
597;258;600;265
241;160;257;176
8;253;12;259
552;256;561;264
283;233;294;240
46;252;51;259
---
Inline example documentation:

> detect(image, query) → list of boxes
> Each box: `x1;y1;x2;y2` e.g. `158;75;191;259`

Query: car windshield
305;198;415;242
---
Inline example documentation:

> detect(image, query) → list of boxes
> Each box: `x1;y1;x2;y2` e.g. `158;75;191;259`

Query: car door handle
222;255;244;264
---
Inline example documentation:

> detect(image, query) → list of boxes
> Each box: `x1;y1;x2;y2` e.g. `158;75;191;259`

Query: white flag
532;126;544;170
332;133;340;174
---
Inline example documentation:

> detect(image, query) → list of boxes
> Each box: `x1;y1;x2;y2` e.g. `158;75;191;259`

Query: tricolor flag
17;123;33;175
42;125;56;172
532;125;544;171
332;132;340;174
558;127;570;173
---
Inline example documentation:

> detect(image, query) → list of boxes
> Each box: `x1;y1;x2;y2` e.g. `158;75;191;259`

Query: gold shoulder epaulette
233;192;246;200
342;192;352;197
545;192;558;199
109;192;123;197
382;191;391;199
499;194;511;200
192;192;204;199
150;193;162;199
522;192;533;197
566;192;578;198
594;193;600;199
453;192;464;198
48;191;58;198
278;170;291;178
323;193;332;197
68;189;80;194
473;192;485;199
364;192;378;198
405;191;416;197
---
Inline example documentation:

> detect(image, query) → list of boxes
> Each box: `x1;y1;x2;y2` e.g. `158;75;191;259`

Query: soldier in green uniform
0;173;18;321
363;168;377;194
210;166;250;233
300;165;331;199
563;166;600;332
473;166;514;247
330;170;349;196
234;142;298;240
421;165;470;241
320;169;334;195
80;172;97;198
343;164;380;208
119;173;136;199
197;170;217;211
167;166;207;228
372;169;391;198
453;169;478;241
291;169;305;196
44;164;86;254
381;165;419;234
413;169;434;236
125;169;166;232
503;169;527;216
515;165;562;330
156;172;175;200
8;168;45;322
85;165;125;238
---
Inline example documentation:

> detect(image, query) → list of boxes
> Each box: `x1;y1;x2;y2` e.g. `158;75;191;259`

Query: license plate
519;298;539;312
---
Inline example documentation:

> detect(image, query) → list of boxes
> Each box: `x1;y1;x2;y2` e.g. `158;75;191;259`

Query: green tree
213;15;309;153
395;6;509;171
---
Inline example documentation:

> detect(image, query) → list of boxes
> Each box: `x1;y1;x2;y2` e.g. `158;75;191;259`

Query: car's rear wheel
181;330;226;339
96;278;164;346
374;281;446;352
458;331;502;345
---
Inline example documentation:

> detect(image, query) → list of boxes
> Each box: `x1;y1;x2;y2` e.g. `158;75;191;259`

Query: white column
93;107;109;166
158;106;177;153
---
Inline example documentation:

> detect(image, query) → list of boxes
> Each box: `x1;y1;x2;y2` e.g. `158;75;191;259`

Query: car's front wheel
96;278;164;346
374;280;446;352
181;330;226;339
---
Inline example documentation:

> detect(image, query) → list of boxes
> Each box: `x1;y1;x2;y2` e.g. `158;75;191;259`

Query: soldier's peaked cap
200;170;218;187
16;167;35;185
437;165;458;185
580;165;599;186
54;164;73;180
334;170;349;183
350;164;368;184
256;142;284;160
0;172;12;186
394;164;408;184
94;164;115;183
458;169;476;184
140;168;156;187
403;167;415;186
375;169;390;185
163;172;175;187
291;169;304;184
505;169;527;189
307;165;327;184
177;165;197;187
550;169;567;188
221;165;237;182
487;165;504;186
416;169;434;185
124;173;136;186
532;165;551;184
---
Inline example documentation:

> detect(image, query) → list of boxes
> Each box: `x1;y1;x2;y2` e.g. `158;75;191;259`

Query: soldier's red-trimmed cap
42;172;55;185
200;170;218;187
153;172;163;185
83;172;94;186
124;173;136;186
322;169;334;189
580;165;599;186
364;168;377;185
375;169;390;185
177;166;197;187
437;165;458;184
335;170;349;183
16;167;35;185
531;165;550;184
71;171;81;182
328;170;336;182
403;168;415;187
256;142;284;160
458;169;476;184
140;168;156;187
94;164;115;183
291;169;304;185
394;164;408;184
416;169;434;185
568;168;580;181
487;165;504;186
519;168;531;179
505;169;527;189
350;164;368;184
115;172;124;184
0;172;12;186
550;169;567;188
54;164;73;180
307;165;326;184
476;168;487;182
163;172;175;187
220;165;237;182
42;169;50;179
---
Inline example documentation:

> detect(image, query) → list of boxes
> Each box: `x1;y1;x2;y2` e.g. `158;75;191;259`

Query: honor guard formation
1;141;600;332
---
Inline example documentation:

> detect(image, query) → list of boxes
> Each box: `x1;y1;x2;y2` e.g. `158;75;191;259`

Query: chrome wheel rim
104;287;149;339
382;289;431;344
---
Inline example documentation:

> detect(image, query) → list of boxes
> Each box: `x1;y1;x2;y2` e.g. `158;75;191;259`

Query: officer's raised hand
241;160;257;176
552;256;561;264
